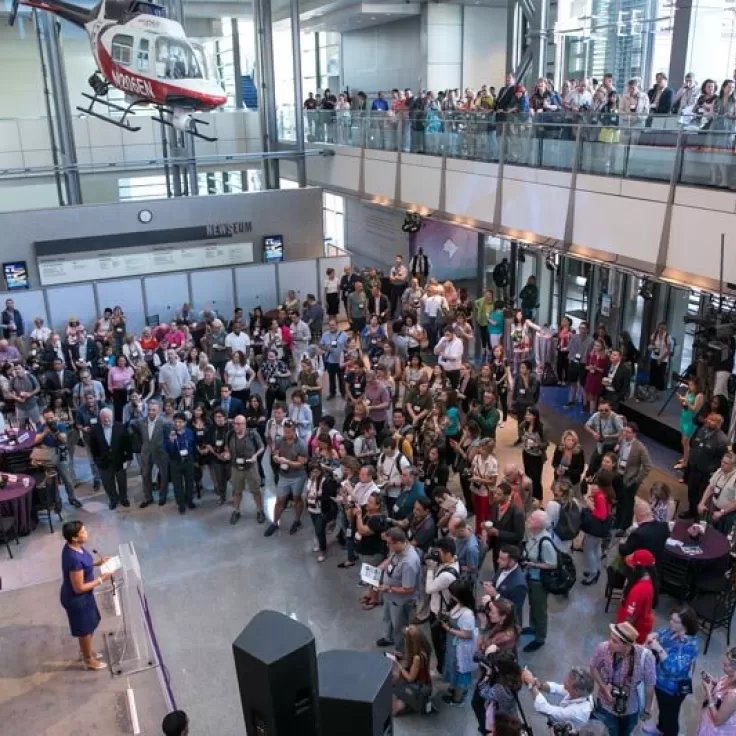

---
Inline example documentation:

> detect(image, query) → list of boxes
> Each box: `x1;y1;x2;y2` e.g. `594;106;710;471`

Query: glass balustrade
285;109;736;191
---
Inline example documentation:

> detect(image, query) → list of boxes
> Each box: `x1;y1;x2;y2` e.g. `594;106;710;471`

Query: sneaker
264;522;279;537
289;520;302;535
313;544;320;552
317;554;326;563
230;511;241;525
256;510;266;524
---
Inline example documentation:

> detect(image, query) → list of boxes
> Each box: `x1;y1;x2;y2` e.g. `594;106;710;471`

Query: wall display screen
263;235;284;263
38;242;254;287
3;261;29;290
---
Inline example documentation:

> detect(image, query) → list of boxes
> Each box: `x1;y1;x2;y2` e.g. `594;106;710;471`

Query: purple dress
60;545;101;637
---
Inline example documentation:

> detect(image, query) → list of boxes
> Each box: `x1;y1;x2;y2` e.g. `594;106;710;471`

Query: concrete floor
0;388;728;735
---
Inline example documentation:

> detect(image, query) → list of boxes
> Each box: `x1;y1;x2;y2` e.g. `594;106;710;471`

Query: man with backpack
425;537;460;673
521;510;558;653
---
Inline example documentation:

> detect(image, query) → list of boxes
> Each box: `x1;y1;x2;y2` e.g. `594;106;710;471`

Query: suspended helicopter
8;0;228;139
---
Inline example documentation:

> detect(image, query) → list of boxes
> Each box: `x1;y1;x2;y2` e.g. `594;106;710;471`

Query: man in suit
618;499;669;564
89;408;132;510
164;412;197;514
647;72;674;115
43;357;77;409
368;285;389;323
482;544;528;624
601;349;631;411
214;384;244;419
133;401;170;508
614;421;652;531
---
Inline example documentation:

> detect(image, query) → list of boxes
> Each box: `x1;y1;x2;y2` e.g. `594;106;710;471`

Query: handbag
580;507;612;538
306;392;320;407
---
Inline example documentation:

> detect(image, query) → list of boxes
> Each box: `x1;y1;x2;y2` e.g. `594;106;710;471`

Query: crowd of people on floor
4;256;736;735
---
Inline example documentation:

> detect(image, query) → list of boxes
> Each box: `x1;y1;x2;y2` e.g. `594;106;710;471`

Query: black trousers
325;363;344;397
556;350;569;383
265;387;286;415
460;473;474;515
350;317;366;334
99;466;128;504
446;369;460;389
655;688;685;736
429;613;447;673
390;286;405;316
616;481;639;530
687;466;711;516
170;460;195;508
498;389;508;421
471;681;487;733
649;359;668;390
522;451;544;502
478;326;490;352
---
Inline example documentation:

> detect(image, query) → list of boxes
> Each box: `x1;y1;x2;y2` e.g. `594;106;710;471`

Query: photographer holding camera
590;622;656;735
425;537;460;673
34;406;80;509
520;665;594;729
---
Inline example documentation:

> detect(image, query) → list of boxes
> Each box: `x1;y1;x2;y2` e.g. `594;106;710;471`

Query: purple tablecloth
0;475;36;536
667;520;730;563
0;431;37;455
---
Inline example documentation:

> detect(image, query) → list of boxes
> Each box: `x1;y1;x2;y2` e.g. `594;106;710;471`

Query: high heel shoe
581;571;600;586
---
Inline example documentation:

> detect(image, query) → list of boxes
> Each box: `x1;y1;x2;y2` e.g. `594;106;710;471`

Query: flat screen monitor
3;261;29;290
263;235;284;263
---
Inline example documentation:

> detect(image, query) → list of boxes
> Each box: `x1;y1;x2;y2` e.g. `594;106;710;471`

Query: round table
667;519;731;563
0;475;37;536
0;430;38;454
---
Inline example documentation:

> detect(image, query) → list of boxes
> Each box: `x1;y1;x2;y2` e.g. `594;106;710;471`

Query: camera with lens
550;723;576;736
424;547;441;564
46;419;59;433
472;651;496;669
431;612;451;629
610;684;629;715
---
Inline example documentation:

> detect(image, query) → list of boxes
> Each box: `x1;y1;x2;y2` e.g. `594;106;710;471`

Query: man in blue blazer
483;545;528;624
213;384;245;419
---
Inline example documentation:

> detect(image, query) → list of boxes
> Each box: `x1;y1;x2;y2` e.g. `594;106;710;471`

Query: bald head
634;499;653;523
526;509;548;535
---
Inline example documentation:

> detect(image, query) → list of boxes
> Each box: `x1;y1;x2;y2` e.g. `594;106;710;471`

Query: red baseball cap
625;549;656;568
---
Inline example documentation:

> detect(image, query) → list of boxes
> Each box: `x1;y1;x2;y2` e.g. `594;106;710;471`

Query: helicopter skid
77;92;143;132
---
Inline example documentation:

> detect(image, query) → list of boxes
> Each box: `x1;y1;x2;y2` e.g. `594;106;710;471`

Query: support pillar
38;13;81;205
669;0;726;90
290;0;306;187
231;17;249;193
255;0;280;189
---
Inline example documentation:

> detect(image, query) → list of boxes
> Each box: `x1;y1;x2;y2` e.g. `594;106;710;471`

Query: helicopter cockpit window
131;1;165;17
137;38;150;72
155;37;204;81
112;34;134;66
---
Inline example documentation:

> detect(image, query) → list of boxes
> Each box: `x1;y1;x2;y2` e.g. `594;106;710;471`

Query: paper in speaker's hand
360;563;382;587
100;556;122;575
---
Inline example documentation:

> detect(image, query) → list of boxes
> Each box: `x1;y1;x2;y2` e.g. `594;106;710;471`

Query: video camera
423;547;441;564
550;723;576;736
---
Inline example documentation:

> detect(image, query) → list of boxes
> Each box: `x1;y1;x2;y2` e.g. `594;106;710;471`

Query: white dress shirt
434;336;463;371
533;682;593;728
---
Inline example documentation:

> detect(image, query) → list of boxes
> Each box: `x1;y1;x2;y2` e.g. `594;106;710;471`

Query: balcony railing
279;108;736;190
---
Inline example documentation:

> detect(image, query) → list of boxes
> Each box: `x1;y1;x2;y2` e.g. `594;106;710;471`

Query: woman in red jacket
617;549;658;644
581;469;615;585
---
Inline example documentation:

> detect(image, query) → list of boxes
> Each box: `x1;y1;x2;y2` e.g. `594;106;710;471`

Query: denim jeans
592;706;638;736
583;533;602;575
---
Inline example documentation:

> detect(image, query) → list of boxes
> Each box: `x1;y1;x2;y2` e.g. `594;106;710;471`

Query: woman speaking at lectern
59;521;112;671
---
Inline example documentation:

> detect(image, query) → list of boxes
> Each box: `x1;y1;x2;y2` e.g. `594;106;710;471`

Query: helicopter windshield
155;37;210;80
131;1;165;17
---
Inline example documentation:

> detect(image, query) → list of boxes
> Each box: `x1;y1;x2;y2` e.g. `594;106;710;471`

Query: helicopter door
137;38;150;72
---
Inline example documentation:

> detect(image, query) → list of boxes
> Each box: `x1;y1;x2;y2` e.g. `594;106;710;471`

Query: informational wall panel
96;279;146;334
234;265;277;318
277;260;318;306
0;289;48;328
191;268;235;321
46;284;97;333
143;274;190;323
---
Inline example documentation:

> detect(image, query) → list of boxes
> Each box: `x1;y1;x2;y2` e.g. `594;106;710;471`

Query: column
290;0;306;187
421;4;463;92
255;0;279;188
669;0;726;89
38;13;81;205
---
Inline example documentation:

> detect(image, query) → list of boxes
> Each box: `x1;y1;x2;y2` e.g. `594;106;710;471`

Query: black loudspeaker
232;610;320;736
318;650;393;736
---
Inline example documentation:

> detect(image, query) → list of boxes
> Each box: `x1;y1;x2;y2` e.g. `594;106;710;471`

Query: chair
0;513;19;558
659;556;691;601
604;565;626;612
32;470;62;534
694;569;736;654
